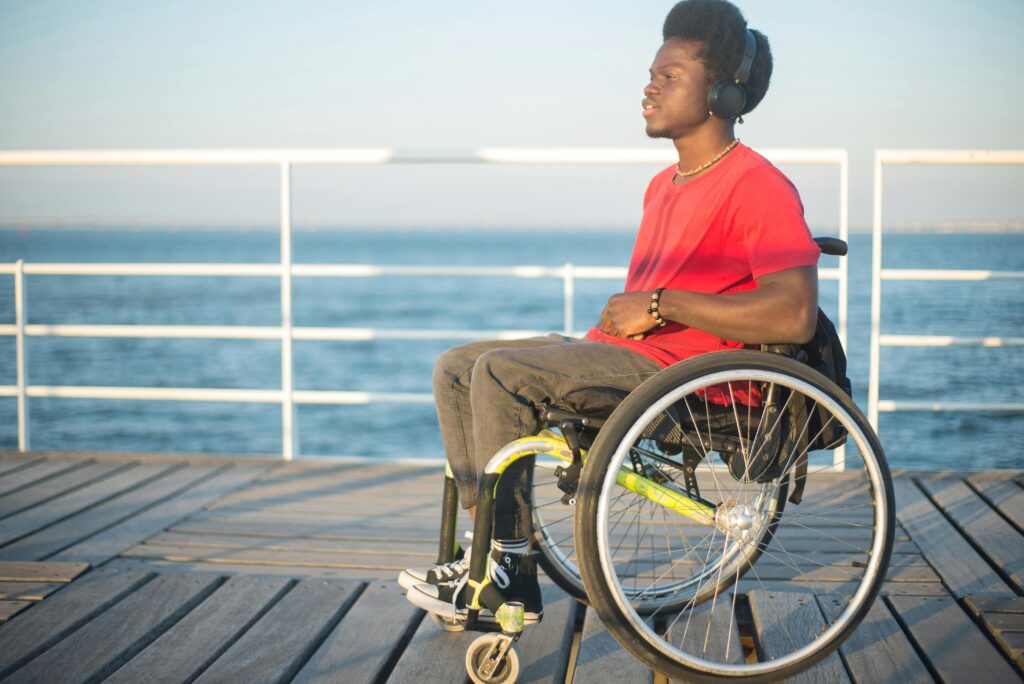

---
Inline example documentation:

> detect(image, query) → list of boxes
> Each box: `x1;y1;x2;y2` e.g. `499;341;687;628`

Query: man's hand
598;291;657;340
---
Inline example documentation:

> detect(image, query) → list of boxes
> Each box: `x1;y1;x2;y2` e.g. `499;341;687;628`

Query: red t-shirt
587;143;820;367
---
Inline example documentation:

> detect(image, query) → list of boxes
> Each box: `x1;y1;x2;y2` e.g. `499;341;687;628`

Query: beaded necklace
675;139;740;178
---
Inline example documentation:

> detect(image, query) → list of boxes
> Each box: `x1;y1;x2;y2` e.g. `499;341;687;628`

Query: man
400;0;820;626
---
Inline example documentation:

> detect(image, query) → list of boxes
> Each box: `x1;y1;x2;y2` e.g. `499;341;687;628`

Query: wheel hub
715;500;760;539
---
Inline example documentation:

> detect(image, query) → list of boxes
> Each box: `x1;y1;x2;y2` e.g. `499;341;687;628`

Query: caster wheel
465;634;521;684
430;612;465;632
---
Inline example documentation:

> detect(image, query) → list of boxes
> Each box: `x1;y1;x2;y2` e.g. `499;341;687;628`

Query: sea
1;226;1022;471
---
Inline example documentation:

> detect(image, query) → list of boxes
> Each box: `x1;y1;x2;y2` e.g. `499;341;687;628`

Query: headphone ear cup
707;81;747;119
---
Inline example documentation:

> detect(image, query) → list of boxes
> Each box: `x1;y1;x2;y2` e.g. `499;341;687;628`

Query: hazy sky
1;0;1022;229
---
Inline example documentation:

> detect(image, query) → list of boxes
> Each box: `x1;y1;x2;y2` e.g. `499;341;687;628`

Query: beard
645;126;673;139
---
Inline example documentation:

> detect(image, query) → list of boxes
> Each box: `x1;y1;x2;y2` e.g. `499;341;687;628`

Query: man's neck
672;123;737;176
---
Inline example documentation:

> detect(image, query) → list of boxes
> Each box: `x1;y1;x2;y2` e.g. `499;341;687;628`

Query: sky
1;0;1023;230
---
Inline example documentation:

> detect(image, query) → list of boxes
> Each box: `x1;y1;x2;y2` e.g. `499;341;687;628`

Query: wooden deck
0;451;1021;683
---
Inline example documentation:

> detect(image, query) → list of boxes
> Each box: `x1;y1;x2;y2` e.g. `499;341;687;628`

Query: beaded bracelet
647;288;668;327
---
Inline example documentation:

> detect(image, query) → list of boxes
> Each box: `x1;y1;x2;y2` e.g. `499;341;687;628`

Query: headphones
707;28;756;120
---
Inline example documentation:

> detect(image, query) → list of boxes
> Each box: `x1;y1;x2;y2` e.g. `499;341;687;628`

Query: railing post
15;259;29;452
562;262;574;336
868;151;884;430
833;151;850;471
838;151;849;350
280;160;297;460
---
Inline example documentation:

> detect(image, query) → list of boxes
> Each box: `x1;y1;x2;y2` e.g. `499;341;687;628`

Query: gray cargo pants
432;334;663;514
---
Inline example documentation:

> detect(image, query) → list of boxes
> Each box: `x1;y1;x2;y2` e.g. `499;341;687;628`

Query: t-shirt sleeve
731;167;820;279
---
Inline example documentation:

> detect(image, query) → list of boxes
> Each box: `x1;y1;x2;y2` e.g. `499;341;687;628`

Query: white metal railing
1;147;849;460
868;149;1024;427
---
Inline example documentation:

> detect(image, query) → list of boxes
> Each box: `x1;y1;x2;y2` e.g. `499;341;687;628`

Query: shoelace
442;556;511;608
433;556;470;579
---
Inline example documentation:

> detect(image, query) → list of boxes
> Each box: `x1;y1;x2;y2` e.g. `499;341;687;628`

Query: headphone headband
734;29;756;85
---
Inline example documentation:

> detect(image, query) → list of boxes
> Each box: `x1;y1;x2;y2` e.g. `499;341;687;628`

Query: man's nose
644;81;658;96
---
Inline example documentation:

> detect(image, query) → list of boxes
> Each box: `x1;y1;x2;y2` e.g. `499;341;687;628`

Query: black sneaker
397;532;472;590
406;539;543;627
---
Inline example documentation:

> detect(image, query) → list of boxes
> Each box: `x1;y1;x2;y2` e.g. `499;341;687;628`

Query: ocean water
0;226;1022;470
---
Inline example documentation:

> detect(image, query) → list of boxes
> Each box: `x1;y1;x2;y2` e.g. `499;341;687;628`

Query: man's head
643;0;773;139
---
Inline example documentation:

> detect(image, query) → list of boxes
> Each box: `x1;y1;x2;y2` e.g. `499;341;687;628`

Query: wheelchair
429;239;895;683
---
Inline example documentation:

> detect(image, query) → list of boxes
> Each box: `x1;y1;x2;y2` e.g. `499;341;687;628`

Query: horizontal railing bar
0;324;553;341
5;385;435;405
0;147;848;167
878;400;1024;413
877;149;1024;165
880;335;1024;347
2;263;282;277
881;268;1024;281
293;390;434;405
0;149;394;166
0;262;842;281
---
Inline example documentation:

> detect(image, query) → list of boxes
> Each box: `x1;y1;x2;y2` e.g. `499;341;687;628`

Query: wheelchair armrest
813;237;848;256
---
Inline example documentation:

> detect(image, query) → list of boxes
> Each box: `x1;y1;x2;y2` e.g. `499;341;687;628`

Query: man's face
642;38;711;139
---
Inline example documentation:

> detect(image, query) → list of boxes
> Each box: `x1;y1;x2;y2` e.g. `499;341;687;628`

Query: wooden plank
999;631;1024;669
291;581;423;684
121;540;435;570
748;556;940;584
984;612;1024;632
747;591;850;684
888;594;1019;682
0;460;125;519
50;464;269;565
0;459;88;498
0;561;89;582
0;457;41;478
0;581;64;600
0;463;218;561
385;608;477;684
917;475;1024;593
665;595;745;667
193;578;361;683
171;518;442;541
968;474;1024;532
185;507;443;529
144;530;438;554
215;464;439;506
0;600;31;621
818;596;931;683
892;477;1013;597
0;462;177;547
573;609;653;683
105;575;292;684
101;557;402;580
4;573;219;684
517;581;581;684
0;568;152;679
965;595;1024;616
738;580;949;597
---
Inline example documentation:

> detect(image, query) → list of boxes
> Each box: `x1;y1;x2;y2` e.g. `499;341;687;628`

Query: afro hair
662;0;773;116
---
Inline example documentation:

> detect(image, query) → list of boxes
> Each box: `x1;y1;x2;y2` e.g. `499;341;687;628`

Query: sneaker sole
397;570;429;591
405;585;541;625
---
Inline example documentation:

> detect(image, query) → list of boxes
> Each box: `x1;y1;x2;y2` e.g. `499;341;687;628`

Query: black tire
575;351;894;682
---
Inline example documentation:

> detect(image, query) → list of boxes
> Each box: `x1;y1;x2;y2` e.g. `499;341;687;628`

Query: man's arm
598;265;818;344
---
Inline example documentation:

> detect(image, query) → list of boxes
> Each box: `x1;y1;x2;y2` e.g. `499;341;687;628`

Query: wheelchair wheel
531;451;588;602
575;351;894;682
